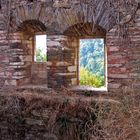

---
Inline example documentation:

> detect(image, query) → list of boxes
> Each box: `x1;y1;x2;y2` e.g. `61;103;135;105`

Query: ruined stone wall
47;35;78;88
10;32;33;86
107;9;140;93
31;62;48;85
15;34;48;86
0;31;10;86
0;0;139;93
0;28;33;87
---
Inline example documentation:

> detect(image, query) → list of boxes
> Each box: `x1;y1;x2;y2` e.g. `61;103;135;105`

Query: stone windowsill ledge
69;86;108;95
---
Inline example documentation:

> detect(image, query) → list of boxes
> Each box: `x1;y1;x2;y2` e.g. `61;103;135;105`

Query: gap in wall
79;38;106;89
35;35;47;62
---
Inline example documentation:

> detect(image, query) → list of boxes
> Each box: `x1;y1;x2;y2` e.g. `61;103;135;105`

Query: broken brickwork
0;0;139;93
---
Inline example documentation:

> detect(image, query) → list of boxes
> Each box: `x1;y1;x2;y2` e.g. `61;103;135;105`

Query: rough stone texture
8;0;120;34
8;42;32;86
106;9;140;92
0;0;139;93
31;63;48;85
47;35;77;88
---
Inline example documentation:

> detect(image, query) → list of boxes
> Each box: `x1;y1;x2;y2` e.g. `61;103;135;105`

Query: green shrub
80;67;104;87
36;48;47;62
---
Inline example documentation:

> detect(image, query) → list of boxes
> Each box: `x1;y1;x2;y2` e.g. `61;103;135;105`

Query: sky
35;35;47;55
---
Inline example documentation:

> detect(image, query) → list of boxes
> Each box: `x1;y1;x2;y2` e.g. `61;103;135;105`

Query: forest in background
80;39;105;87
35;35;47;62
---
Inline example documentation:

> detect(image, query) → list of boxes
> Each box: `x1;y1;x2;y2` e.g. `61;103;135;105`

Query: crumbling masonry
0;0;140;93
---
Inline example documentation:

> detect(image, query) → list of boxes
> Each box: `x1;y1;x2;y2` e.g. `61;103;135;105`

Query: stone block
56;61;71;66
13;71;26;76
23;55;32;62
37;71;47;78
132;83;140;89
0;46;9;51
17;78;31;86
109;47;119;52
129;73;140;78
108;74;129;79
12;75;26;79
9;62;24;66
0;55;9;63
0;72;5;77
108;83;121;89
56;73;75;76
108;64;123;68
71;78;77;85
5;79;17;86
46;61;52;66
47;40;60;46
68;66;76;72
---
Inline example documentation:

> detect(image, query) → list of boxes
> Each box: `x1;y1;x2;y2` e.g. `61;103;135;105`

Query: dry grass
0;88;139;140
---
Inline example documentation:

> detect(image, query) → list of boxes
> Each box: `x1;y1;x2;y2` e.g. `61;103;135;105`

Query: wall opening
16;20;48;85
64;23;107;90
34;34;47;62
79;38;106;89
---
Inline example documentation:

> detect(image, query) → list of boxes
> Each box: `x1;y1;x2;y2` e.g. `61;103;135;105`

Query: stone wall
107;9;140;92
0;31;10;86
8;33;33;86
0;31;32;86
0;30;32;87
31;63;48;85
47;35;78;88
0;0;140;93
8;0;119;34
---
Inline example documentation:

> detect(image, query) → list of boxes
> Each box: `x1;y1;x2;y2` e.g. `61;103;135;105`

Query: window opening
79;39;105;88
34;35;47;62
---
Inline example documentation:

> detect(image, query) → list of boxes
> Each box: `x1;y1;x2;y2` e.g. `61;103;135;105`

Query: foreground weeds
0;88;139;140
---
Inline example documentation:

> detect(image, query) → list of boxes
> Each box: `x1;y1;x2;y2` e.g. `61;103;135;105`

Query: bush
80;67;104;88
36;48;47;62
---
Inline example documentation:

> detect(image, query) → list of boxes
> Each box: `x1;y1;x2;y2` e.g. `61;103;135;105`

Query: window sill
69;85;108;96
33;62;47;64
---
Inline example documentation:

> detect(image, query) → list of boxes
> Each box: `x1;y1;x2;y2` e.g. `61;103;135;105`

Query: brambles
0;89;139;140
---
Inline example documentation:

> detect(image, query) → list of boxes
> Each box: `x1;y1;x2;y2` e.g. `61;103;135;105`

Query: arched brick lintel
12;2;118;35
13;3;47;28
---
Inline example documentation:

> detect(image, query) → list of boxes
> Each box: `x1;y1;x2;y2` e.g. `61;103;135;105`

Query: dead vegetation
0;88;139;140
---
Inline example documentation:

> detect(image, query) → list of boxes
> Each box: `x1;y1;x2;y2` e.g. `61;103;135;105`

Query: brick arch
59;1;117;34
11;0;138;35
11;1;117;34
63;22;106;37
17;20;46;33
58;0;138;34
12;2;53;32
